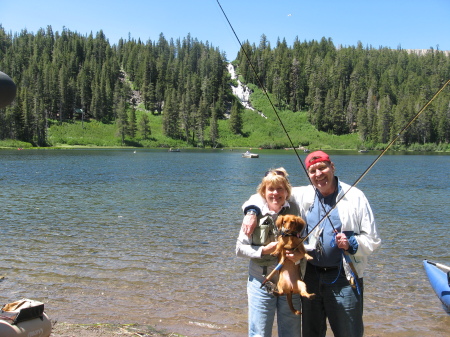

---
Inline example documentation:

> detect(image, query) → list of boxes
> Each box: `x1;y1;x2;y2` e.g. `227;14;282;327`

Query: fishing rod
216;0;335;241
216;0;449;295
305;78;450;242
216;0;363;291
425;260;450;273
263;77;449;291
215;0;339;234
216;3;449;294
216;0;450;241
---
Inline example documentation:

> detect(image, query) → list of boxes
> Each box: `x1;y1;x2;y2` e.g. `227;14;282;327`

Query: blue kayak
423;260;450;312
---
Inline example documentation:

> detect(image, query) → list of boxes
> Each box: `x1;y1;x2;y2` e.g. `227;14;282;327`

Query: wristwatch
246;210;257;216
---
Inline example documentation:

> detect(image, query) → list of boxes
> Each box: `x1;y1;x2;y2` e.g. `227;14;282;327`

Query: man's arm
352;192;381;257
241;194;265;235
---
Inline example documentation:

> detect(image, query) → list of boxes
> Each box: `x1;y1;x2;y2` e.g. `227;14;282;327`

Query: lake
0;148;449;336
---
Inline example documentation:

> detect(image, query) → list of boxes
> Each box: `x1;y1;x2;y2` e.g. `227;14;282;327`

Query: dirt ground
50;322;186;337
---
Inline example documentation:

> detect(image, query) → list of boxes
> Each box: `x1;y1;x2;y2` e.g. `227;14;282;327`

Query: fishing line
349;78;450;189
216;0;333;236
217;0;449;294
303;78;450;242
215;1;352;276
216;0;338;234
216;0;450;240
215;0;306;173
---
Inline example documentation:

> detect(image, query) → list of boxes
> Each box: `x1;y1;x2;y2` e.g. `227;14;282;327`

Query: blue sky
1;0;449;60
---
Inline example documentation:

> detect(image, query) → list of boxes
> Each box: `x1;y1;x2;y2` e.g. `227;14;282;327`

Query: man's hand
336;232;350;251
241;213;257;236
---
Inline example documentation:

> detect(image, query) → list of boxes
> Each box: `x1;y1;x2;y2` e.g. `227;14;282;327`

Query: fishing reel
262;280;278;295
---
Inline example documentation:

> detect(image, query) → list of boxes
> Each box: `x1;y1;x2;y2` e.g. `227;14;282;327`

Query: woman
236;168;302;337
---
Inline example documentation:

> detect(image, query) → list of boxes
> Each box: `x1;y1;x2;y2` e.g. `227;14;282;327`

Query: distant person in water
241;151;381;337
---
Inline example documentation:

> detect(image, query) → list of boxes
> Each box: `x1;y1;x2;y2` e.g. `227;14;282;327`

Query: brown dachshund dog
271;214;314;315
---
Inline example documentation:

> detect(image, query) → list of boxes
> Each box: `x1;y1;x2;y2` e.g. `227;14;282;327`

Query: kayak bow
423;260;450;312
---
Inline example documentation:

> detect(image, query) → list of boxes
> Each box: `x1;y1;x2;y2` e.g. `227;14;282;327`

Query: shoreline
1;145;450;153
50;322;186;337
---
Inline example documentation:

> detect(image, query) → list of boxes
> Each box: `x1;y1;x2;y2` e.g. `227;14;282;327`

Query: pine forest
0;26;449;150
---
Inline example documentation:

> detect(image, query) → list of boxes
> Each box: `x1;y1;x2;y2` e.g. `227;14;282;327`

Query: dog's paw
302;292;315;299
305;253;313;261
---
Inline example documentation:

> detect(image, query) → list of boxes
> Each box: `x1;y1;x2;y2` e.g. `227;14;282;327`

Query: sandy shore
50;322;186;337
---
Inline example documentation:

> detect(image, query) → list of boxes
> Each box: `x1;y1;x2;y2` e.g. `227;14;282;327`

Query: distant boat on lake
168;148;180;152
242;150;259;158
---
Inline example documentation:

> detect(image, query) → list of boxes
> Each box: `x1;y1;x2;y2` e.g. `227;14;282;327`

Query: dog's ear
276;215;285;228
293;216;305;230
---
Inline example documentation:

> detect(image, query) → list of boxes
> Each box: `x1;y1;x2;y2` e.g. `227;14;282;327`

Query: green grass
232;84;362;150
0;139;34;149
47;120;121;147
38;84;364;150
2;84;448;151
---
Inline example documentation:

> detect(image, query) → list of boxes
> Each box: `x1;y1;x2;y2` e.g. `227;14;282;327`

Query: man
242;151;381;337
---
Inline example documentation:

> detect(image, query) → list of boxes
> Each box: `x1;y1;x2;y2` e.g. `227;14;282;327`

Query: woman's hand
261;241;278;255
285;249;306;263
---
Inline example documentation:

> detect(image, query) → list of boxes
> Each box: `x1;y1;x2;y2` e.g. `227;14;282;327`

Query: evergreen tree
58;65;69;122
1;24;449;148
115;97;128;145
162;88;179;138
377;95;393;143
332;83;348;135
34;96;47;146
229;100;242;135
310;87;324;130
436;97;450;143
138;113;151;139
209;101;220;148
179;92;191;142
194;97;208;147
127;108;137;138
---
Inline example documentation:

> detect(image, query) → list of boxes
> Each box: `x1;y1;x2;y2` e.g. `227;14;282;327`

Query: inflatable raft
423;260;450;312
0;299;51;337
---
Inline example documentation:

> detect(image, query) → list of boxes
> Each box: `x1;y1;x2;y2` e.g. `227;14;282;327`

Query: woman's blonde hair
257;167;292;199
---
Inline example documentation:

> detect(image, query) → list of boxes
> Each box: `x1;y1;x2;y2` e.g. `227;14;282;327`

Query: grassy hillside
235;84;362;150
1;84;447;151
37;83;362;150
41;112;361;151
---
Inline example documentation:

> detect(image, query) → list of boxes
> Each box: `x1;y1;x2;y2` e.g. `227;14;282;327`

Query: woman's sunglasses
265;170;285;177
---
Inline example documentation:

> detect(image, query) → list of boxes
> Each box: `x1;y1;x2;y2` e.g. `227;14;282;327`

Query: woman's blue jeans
301;265;364;337
247;275;302;337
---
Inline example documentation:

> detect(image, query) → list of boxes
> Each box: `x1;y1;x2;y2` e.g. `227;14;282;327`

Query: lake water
0;148;449;337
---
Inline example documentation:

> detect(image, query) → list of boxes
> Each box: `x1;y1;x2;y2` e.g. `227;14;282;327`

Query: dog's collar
280;228;302;238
